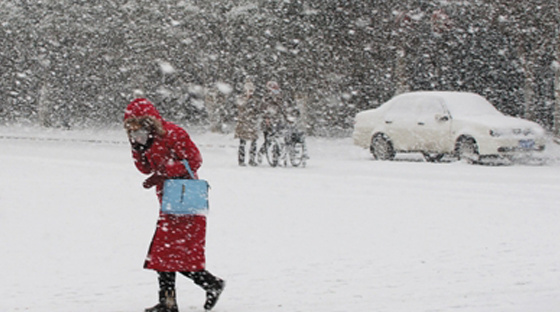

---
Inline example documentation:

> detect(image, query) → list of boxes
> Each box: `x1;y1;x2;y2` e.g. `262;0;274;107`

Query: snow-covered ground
1;126;560;312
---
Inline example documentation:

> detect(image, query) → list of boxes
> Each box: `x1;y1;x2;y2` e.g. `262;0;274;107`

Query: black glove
143;173;165;189
131;140;147;152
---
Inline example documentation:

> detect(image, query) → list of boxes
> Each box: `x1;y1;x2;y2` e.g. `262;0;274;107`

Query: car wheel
370;134;395;160
265;140;281;167
422;152;445;162
456;137;480;164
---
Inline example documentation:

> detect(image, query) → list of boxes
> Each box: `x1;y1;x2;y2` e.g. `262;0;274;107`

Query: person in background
124;98;225;312
234;80;260;166
258;80;287;157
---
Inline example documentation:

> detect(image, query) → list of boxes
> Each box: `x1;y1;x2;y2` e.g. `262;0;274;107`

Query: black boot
146;272;179;312
145;290;178;312
181;270;225;311
204;279;225;311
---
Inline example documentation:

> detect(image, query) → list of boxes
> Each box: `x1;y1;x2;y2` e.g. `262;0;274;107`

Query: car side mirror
435;114;450;122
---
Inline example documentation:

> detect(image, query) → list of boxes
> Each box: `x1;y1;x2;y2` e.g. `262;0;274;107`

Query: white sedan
353;91;546;163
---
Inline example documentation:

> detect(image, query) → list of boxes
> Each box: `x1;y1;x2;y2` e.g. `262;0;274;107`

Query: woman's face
125;117;154;145
129;127;150;145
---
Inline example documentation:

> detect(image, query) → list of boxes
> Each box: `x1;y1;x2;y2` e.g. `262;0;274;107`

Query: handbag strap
181;160;197;180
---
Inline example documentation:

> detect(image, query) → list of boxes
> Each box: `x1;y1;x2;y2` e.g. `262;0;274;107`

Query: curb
0;134;237;149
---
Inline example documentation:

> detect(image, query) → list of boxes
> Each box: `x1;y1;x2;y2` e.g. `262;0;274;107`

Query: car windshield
442;93;502;117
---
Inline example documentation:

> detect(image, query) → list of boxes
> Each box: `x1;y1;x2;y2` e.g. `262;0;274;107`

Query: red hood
123;98;164;122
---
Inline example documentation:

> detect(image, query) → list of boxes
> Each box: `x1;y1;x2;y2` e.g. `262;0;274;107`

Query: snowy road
1;127;560;312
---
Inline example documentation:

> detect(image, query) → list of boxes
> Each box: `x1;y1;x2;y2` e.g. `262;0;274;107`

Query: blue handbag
161;160;209;215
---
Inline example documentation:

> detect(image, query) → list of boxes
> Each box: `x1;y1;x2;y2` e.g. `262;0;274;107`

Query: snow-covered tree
0;0;557;136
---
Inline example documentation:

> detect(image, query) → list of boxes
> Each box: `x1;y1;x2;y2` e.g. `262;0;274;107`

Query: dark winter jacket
234;94;260;141
261;93;287;133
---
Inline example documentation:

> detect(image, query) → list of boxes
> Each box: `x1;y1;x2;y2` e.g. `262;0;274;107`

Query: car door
383;99;418;151
414;98;452;152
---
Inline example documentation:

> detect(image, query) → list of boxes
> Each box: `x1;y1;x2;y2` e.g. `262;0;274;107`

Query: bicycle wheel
266;140;281;167
289;142;305;167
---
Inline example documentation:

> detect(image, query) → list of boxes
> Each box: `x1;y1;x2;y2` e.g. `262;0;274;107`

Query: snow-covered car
353;91;546;163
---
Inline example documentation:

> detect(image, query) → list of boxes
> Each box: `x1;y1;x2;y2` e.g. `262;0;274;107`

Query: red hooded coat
124;98;206;272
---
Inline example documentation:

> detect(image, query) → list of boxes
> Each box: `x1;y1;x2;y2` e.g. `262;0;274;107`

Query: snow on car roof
394;91;501;116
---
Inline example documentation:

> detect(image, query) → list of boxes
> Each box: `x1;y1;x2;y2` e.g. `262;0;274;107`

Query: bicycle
260;123;308;168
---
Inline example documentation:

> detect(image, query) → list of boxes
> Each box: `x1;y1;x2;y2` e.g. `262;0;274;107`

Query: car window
443;94;501;117
385;99;416;120
416;100;445;117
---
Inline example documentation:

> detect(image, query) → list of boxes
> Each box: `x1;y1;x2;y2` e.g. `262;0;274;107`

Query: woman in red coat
124;98;224;312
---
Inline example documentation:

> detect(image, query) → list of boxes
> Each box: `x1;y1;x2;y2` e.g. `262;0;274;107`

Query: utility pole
394;11;412;95
554;0;560;138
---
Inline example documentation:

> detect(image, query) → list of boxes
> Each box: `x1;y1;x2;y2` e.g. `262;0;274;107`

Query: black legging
158;270;219;292
239;139;257;163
